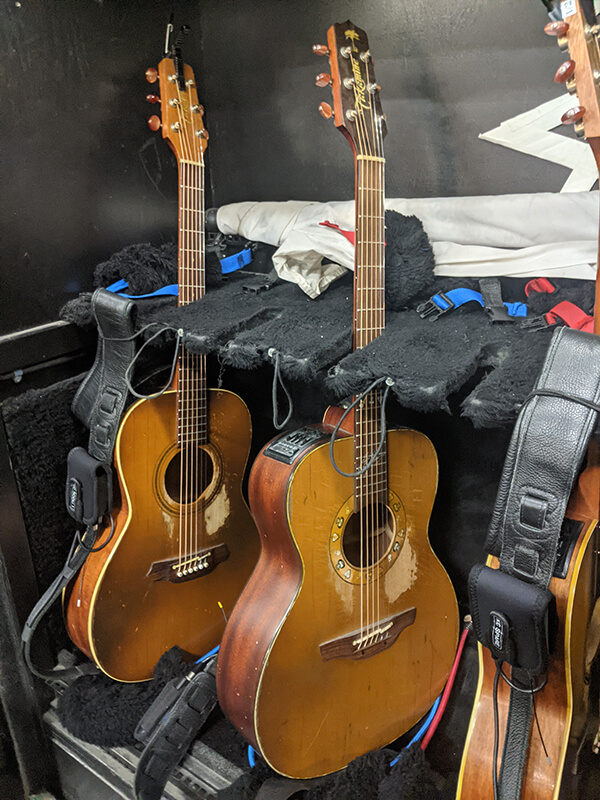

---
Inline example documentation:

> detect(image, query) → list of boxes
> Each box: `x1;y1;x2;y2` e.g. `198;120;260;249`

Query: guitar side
456;517;597;800
218;425;458;779
64;387;260;682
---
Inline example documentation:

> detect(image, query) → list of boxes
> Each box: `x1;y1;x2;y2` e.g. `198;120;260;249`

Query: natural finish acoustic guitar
217;21;459;780
64;40;260;682
457;3;600;796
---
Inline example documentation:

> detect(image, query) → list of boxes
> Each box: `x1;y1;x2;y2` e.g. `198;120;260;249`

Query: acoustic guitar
457;3;600;796
64;37;260;682
216;21;459;780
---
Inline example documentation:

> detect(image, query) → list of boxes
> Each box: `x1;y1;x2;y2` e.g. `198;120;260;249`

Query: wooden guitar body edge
64;387;260;682
456;516;598;800
218;422;459;779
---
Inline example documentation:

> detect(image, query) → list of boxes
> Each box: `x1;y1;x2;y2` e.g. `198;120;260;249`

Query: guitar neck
177;157;207;446
353;154;387;505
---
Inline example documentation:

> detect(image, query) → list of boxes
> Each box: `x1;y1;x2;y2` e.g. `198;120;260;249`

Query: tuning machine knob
319;102;333;119
544;20;569;51
315;72;332;87
554;60;575;83
312;44;329;56
561;105;586;137
148;115;161;131
145;67;158;84
146;94;160;104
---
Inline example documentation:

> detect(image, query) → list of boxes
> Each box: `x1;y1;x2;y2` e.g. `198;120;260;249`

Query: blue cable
389;695;442;767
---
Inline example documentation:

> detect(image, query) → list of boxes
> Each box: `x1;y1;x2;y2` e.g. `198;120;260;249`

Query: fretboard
177;158;207;447
353;154;387;507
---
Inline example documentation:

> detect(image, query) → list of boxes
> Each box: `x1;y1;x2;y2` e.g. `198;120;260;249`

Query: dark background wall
1;0;569;340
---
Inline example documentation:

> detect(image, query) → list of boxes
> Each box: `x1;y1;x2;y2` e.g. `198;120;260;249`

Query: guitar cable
491;660;550;800
268;348;294;430
328;374;395;478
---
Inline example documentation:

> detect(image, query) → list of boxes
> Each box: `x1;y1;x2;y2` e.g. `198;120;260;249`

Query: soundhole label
329;491;406;585
155;443;222;514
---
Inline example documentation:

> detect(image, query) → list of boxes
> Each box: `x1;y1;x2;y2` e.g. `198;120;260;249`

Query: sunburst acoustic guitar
457;3;600;796
216;21;459;780
64;36;260;682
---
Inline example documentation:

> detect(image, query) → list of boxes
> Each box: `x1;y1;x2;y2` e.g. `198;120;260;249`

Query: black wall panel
1;0;568;338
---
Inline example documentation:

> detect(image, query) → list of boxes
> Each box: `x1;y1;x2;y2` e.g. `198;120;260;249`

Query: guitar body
218;417;459;778
456;513;598;799
64;387;259;682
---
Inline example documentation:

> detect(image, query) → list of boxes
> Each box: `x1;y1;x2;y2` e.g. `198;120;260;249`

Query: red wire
421;625;470;750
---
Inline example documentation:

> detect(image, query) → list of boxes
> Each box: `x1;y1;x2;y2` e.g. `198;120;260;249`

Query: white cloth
216;192;599;298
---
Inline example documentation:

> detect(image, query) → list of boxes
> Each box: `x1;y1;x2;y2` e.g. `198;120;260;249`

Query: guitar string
350;45;378;643
350;44;386;645
175;76;197;573
349;50;370;643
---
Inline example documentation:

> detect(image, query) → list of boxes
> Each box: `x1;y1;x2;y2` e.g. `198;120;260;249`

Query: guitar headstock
145;44;208;164
313;21;386;157
545;0;600;139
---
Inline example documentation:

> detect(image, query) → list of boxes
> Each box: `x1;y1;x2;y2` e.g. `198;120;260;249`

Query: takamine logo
180;95;191;123
345;30;369;112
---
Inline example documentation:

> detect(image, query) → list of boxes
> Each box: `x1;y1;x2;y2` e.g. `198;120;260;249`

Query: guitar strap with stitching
21;288;138;684
471;326;600;799
71;287;137;462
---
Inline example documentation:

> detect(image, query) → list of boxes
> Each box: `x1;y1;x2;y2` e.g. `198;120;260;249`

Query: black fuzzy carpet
58;212;594;428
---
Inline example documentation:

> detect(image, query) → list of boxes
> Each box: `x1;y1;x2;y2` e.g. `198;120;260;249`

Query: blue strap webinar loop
106;280;179;299
219;248;253;274
416;288;527;321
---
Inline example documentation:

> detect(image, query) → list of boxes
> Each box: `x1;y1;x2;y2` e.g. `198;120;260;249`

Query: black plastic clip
416;293;454;320
520;315;551;332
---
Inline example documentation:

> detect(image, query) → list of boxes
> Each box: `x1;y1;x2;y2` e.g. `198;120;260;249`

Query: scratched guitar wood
457;3;600;795
64;45;259;682
216;21;458;779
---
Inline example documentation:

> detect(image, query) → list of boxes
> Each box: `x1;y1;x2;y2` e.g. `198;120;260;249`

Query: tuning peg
145;67;158;84
544;20;569;37
313;44;329;56
554;60;576;83
315;72;332;87
148;115;161;131
561;105;585;124
319;102;333;119
146;94;160;104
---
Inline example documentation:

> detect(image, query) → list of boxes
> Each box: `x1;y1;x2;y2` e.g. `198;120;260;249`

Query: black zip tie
269;348;293;430
329;375;395;478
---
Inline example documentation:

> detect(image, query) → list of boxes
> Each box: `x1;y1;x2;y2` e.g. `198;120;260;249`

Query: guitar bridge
319;608;416;661
146;543;230;583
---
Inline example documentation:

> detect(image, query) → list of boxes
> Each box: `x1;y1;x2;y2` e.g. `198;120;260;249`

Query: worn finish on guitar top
64;388;259;682
456;517;597;800
217;423;458;778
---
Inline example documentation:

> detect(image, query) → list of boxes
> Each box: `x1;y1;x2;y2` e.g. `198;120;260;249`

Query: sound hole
342;503;394;568
164;447;214;504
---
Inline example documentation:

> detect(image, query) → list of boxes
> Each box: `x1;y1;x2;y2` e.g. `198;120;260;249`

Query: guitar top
64;29;260;682
216;21;458;779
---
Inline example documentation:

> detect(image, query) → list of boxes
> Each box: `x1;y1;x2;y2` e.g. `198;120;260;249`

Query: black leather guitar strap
479;326;600;799
71;287;137;463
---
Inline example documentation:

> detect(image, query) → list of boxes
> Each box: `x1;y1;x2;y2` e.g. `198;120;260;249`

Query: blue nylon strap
219;248;253;274
431;288;484;311
430;289;527;318
105;249;253;297
105;280;179;299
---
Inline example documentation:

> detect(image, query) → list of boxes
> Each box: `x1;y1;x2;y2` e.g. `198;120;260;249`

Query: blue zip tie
248;745;257;767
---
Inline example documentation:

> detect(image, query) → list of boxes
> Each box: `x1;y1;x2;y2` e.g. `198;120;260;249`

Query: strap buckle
520;315;550;331
486;304;515;323
416;293;455;320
